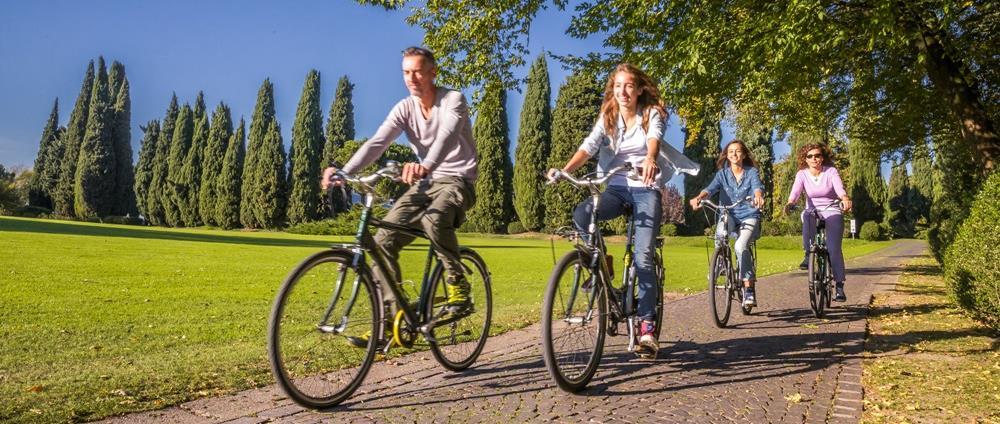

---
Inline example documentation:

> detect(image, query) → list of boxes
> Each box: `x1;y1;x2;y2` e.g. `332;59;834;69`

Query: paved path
100;240;925;424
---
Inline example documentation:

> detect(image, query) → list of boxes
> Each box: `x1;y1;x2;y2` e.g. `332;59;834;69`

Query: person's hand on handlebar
783;202;797;215
321;166;343;189
752;192;765;209
839;196;853;213
689;193;706;210
401;162;428;185
546;168;562;183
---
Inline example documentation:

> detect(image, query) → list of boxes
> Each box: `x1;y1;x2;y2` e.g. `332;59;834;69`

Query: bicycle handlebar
699;196;752;211
547;164;633;187
329;160;402;192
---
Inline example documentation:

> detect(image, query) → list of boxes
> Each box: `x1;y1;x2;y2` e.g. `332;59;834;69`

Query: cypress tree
164;104;193;226
29;99;59;208
465;83;514;233
738;125;774;220
54;60;94;216
40;125;66;208
108;61;125;102
73;57;115;218
928;126;982;261
199;103;233;226
909;139;933;226
179;112;209;226
682;112;722;235
253;120;287;228
885;161;912;238
544;71;603;230
513;54;552;231
133;120;159;218
241;79;277;229
217;119;246;229
287;70;324;225
323;75;355;166
193;91;206;122
847;141;885;227
146;95;178;225
110;76;136;216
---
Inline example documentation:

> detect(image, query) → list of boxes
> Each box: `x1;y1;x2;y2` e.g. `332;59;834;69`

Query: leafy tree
543;70;602;231
929;119;983;262
73;58;115;218
363;0;1000;171
885;161;912;238
146;95;178;225
513;53;552;231
735;113;775;220
28;99;59;208
216;118;246;229
252;120;288;229
909;138;934;227
323;75;355;166
133;120;159;218
164;104;193;226
53;60;94;216
683;109;722;235
465;83;513;233
847;141;886;228
198;103;233;226
241;79;277;229
110;76;136;216
288;70;325;225
660;185;685;225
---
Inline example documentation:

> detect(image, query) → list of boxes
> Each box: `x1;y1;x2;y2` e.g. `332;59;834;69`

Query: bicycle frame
702;198;757;282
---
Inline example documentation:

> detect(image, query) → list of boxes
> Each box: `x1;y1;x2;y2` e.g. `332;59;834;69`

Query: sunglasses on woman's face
806;153;824;159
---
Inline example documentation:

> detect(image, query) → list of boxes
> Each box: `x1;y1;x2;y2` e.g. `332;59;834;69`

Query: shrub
944;171;1000;329
761;216;803;237
506;221;526;234
859;221;883;241
660;223;678;237
102;215;145;225
285;205;387;236
3;205;51;218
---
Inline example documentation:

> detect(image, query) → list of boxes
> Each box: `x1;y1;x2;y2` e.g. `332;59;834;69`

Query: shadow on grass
867;302;999;355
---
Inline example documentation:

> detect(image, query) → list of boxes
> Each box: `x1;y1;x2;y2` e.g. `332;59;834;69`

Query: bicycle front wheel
709;247;734;328
268;250;381;409
653;252;665;340
541;251;607;392
808;250;826;318
426;248;493;371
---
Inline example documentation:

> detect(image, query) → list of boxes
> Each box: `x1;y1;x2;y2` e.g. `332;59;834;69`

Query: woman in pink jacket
784;143;853;302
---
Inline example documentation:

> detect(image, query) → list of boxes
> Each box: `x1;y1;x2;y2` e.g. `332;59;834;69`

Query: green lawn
0;216;890;422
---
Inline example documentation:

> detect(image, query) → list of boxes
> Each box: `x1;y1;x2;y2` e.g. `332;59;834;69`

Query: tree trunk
904;12;999;172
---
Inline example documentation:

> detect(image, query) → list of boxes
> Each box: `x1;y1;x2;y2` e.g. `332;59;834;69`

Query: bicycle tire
653;252;665;340
541;251;607;392
426;248;493;371
709;247;734;328
808;250;826;318
268;249;381;409
825;252;834;308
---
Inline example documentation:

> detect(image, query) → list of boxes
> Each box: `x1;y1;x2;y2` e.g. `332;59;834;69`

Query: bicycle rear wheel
709;247;734;328
808;250;826;318
653;252;665;340
426;248;493;371
268;250;381;409
825;253;834;308
541;251;607;392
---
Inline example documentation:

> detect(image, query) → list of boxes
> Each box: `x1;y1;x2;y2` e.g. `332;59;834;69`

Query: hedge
944;171;1000;329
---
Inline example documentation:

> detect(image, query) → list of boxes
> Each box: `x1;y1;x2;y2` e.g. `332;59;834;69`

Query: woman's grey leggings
716;218;760;282
801;211;846;283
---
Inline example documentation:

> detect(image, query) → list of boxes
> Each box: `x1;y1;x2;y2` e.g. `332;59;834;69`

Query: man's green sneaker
444;274;473;316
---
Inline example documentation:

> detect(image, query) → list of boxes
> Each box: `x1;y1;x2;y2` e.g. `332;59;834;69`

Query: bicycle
699;197;758;327
789;200;843;318
267;161;493;409
540;164;665;392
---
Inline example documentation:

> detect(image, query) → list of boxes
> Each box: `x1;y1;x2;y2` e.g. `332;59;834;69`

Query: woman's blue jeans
573;185;662;322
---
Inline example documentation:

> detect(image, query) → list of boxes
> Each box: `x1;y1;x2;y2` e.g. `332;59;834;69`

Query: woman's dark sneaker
799;254;809;270
636;321;658;358
834;282;847;302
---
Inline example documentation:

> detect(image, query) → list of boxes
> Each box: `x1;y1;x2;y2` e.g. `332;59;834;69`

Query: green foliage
241;79;277;229
323;75;355;167
178;105;210;226
506;221;526;234
944;171;1000;329
465;84;513;233
513;53;552;231
760;215;804;237
848;139;886;226
928;124;984;262
28;99;59;209
287;70;325;225
110;74;135;216
544;71;602;231
885;161;913;238
133;121;159;219
738;123;775;219
909;139;934;228
164;105;194;227
285;204;387;235
683;112;722;235
660;223;678;237
73;57;115;219
198;103;233;226
251;121;288;229
54;60;94;216
146;96;178;226
860;220;884;241
216;119;246;229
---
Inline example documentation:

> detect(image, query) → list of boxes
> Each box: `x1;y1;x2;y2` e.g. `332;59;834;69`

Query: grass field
0;216;890;422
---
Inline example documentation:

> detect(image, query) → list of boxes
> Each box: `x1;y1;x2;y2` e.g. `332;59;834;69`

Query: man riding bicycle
321;47;477;316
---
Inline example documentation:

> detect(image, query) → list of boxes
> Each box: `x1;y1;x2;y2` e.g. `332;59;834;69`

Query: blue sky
0;0;757;182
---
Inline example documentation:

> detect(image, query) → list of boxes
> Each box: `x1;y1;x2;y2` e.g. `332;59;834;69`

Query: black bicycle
267;161;493;409
791;201;843;318
699;197;758;327
540;164;665;392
